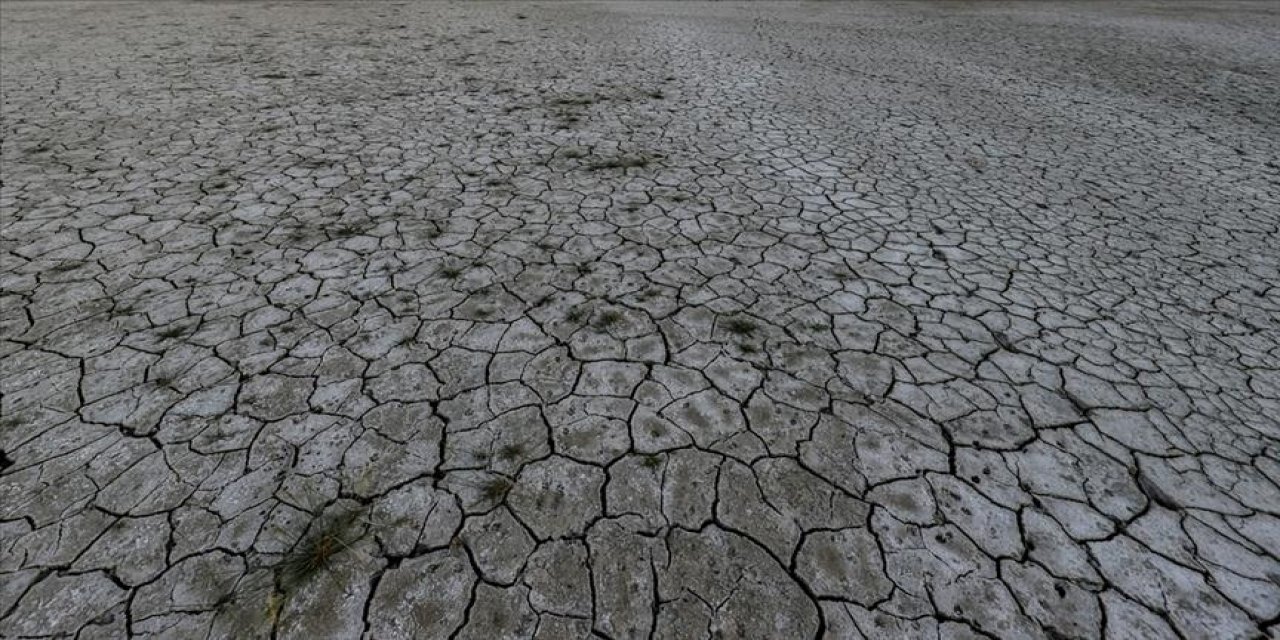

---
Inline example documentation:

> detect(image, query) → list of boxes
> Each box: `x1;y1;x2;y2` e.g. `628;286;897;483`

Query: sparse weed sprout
481;476;512;502
723;317;757;336
589;155;648;171
595;310;623;329
566;306;589;324
277;510;365;592
159;325;188;339
334;224;363;238
554;94;596;106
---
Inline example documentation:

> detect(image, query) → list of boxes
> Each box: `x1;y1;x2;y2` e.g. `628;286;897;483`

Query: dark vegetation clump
723;317;757;336
277;510;366;592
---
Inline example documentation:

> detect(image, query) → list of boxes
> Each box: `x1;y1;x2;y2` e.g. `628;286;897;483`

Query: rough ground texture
2;1;1279;638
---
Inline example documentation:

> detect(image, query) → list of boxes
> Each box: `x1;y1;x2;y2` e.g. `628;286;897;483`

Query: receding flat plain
2;1;1278;638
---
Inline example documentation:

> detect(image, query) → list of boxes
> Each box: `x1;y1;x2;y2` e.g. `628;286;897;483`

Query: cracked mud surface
2;1;1279;638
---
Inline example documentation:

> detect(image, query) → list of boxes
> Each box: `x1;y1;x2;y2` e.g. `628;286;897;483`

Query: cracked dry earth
2;1;1279;639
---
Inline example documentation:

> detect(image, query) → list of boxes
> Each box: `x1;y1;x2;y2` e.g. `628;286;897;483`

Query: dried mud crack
1;1;1278;638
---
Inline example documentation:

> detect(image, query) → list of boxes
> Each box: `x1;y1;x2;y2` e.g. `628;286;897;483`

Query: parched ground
1;1;1278;638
